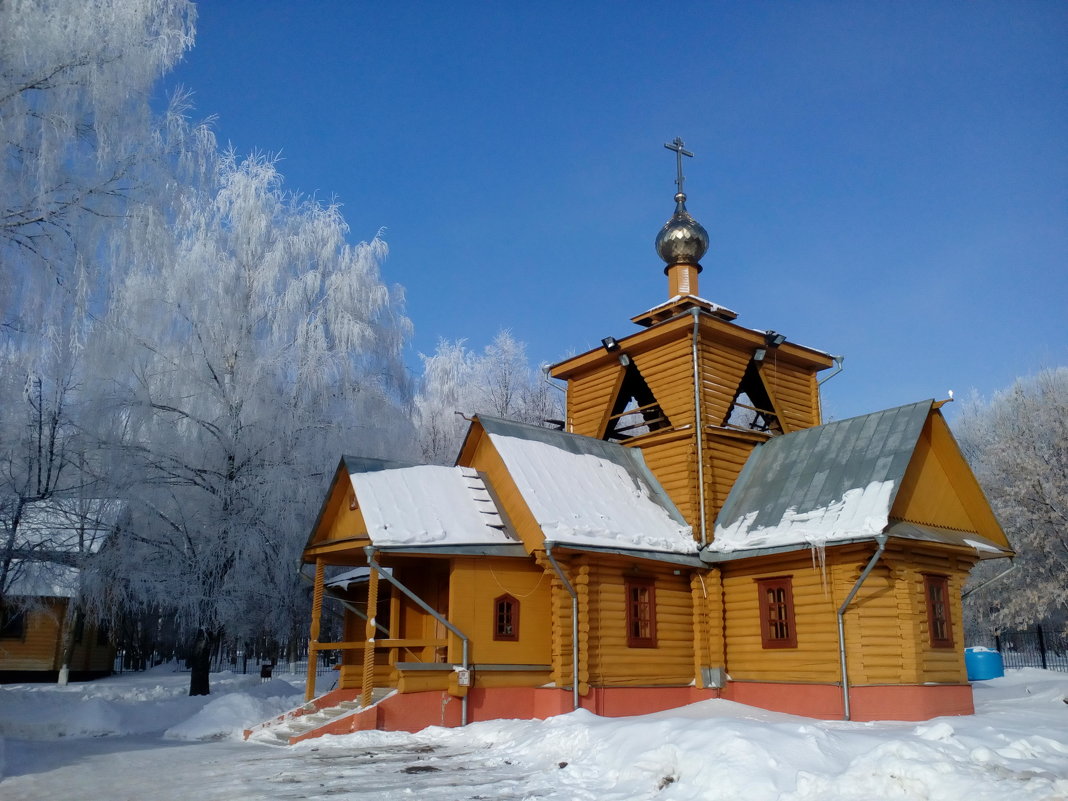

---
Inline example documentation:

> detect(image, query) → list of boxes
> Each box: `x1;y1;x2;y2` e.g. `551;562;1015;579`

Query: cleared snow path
3;737;551;801
2;665;1067;800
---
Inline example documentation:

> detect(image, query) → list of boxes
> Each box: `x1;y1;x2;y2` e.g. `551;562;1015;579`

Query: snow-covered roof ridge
709;400;934;554
5;560;82;598
10;498;126;553
350;464;519;548
478;416;696;556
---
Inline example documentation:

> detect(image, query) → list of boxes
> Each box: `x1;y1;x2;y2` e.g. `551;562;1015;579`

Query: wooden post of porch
305;558;325;701
360;566;380;707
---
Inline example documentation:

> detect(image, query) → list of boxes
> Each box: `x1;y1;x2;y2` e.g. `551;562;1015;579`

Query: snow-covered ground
1;665;1066;800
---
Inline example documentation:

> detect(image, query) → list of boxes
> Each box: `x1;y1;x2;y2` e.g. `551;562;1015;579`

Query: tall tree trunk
188;628;218;696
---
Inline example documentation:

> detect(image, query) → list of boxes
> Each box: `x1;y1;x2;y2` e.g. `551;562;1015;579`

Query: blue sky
164;1;1067;421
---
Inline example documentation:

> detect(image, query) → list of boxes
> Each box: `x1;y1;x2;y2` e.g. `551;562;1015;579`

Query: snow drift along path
1;665;1066;800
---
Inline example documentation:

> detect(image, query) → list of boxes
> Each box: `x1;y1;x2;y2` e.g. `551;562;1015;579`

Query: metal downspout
545;542;580;711
837;534;887;721
691;308;708;546
364;547;470;726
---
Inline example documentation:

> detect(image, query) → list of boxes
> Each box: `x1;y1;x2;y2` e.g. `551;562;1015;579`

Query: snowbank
1;666;1065;799
293;669;1068;800
0;665;301;741
163;680;303;741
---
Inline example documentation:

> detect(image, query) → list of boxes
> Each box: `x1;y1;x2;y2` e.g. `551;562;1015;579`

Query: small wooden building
262;147;1012;741
1;500;119;682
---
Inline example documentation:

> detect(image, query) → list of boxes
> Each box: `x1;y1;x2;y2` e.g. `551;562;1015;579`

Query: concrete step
250;688;394;744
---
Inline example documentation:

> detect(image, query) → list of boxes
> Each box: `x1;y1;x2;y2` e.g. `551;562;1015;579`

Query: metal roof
712;400;933;551
341;455;418;474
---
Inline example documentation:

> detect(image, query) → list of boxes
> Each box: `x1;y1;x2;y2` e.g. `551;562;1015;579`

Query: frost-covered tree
96;141;415;695
0;0;195;332
0;263;108;608
956;368;1068;634
1;0;195;598
415;331;562;464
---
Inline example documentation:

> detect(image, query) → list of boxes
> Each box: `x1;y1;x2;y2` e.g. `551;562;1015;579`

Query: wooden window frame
625;577;657;648
757;576;797;649
493;594;519;642
923;574;954;648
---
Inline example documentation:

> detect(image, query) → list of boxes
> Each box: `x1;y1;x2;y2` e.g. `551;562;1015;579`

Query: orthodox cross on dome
664;137;694;196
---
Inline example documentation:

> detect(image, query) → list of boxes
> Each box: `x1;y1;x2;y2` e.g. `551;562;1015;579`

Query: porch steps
245;688;392;746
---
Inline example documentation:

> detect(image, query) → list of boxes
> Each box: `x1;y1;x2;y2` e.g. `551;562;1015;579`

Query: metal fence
970;626;1068;672
113;648;340;677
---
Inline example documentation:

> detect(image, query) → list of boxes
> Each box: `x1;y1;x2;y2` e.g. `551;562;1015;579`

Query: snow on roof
350;465;520;548
11;498;124;553
710;402;932;554
5;559;81;598
482;418;696;555
712;480;895;552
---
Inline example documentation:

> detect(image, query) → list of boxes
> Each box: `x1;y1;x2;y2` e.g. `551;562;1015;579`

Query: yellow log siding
448;557;552;672
838;558;917;686
0;599;113;674
723;545;973;687
631;338;697;428
566;365;625;437
543;552;578;690
894;546;973;684
690;568;724;685
634;433;698;529
697;340;750;427
575;561;591;692
724;549;877;684
0;601;65;671
310;474;369;548
70;620;114;673
338;661;393;690
703;430;764;525
757;361;821;431
582;557;695;687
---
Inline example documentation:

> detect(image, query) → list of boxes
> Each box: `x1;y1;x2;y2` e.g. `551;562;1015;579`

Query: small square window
924;575;954;648
625;578;657;648
757;577;797;649
493;594;519;641
0;606;25;640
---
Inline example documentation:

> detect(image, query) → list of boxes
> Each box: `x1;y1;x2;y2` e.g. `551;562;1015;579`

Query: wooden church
248;140;1012;743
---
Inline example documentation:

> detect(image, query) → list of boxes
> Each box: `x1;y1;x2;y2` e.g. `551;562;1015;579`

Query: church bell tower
549;139;834;543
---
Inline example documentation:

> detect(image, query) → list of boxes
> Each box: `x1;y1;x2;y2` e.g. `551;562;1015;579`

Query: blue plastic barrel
964;646;1005;680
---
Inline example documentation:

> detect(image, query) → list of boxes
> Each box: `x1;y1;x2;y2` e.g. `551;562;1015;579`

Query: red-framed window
757;577;797;649
924;574;954;648
625;578;657;648
493;594;519;641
